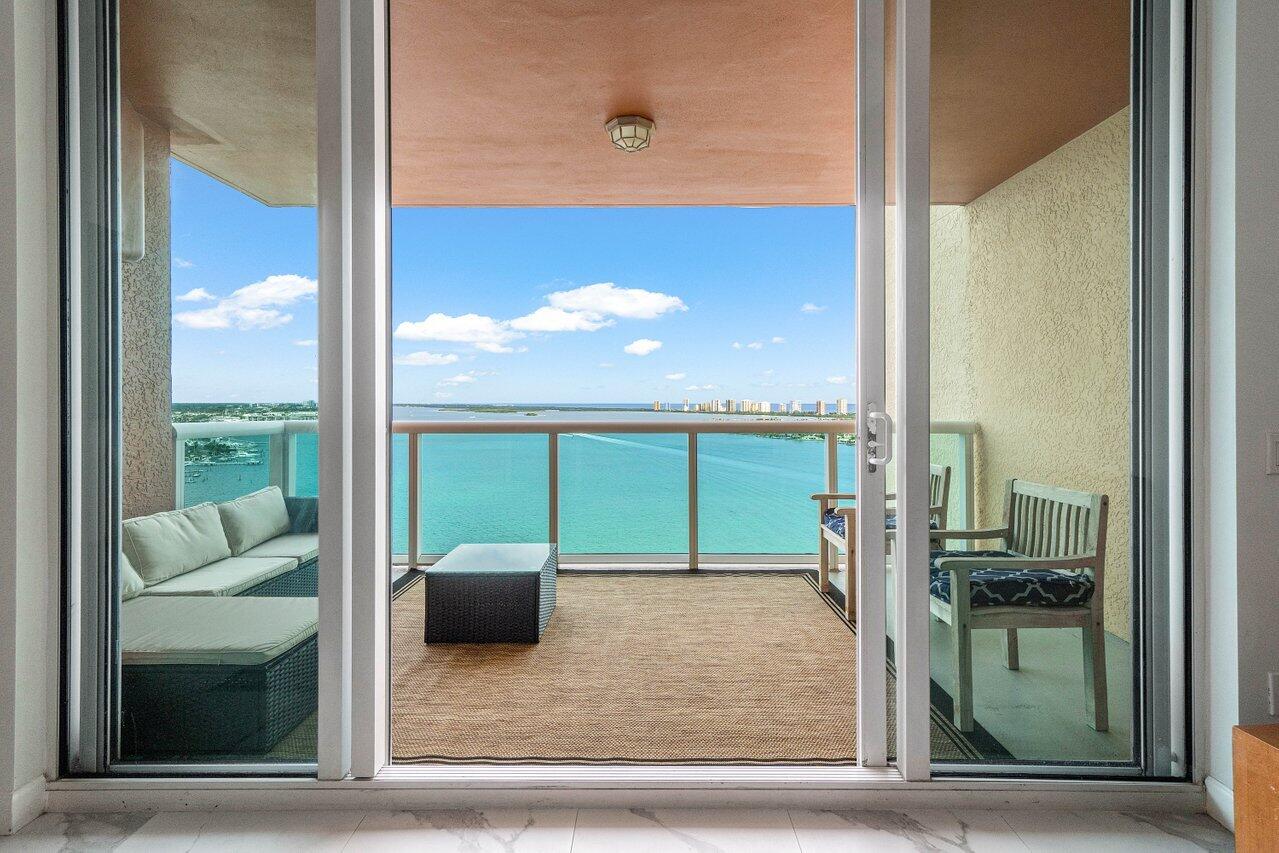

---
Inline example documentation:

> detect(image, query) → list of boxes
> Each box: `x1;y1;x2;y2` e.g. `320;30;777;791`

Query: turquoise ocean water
180;405;863;555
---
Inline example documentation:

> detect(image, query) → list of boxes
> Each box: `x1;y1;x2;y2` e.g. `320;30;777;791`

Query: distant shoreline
172;401;856;427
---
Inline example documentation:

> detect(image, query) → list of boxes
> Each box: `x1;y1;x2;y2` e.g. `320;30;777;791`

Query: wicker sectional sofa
118;486;319;759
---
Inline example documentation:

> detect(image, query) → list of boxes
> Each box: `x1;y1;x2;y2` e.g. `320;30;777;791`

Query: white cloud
664;372;686;380
509;306;613;333
393;312;521;347
771;336;786;344
747;341;764;350
801;302;827;313
293;339;317;347
624;338;663;356
438;372;479;386
434;391;453;399
826;375;849;385
175;287;215;302
174;257;195;269
685;383;718;391
547;282;686;320
394;351;460;366
474;342;528;354
174;274;316;330
731;342;742;349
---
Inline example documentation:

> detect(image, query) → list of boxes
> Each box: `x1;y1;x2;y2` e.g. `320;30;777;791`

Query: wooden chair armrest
930;527;1011;541
811;492;858;501
931;555;1095;572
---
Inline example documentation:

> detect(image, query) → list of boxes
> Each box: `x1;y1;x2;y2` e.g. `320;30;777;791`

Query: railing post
963;430;975;528
285;430;300;496
267;430;287;491
688;432;698;571
548;433;559;547
173;433;186;509
825;431;839;494
407;433;419;569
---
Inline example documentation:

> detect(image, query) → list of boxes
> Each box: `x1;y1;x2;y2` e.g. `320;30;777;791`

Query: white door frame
316;0;391;781
892;0;933;782
857;0;932;780
853;0;889;770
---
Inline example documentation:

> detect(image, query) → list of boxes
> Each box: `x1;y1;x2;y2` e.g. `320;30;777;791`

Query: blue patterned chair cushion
822;510;937;539
822;510;849;538
928;549;1095;608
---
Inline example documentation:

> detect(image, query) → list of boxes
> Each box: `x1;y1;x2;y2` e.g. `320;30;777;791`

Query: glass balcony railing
172;420;318;508
171;417;978;565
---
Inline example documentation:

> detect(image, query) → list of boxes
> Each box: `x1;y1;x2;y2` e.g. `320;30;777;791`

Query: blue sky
169;159;857;404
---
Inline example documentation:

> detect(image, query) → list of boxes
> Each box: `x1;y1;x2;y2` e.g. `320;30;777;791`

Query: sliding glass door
61;0;1188;781
873;0;1189;776
63;0;321;772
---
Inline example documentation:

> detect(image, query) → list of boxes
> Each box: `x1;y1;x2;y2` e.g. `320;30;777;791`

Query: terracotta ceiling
120;0;1130;207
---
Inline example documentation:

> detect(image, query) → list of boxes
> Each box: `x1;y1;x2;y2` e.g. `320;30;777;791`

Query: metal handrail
396;417;855;570
391;417;856;435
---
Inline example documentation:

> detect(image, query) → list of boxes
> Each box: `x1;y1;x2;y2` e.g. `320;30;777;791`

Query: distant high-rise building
836;398;848;415
683;398;690;412
726;399;737;413
759;401;772;413
816;400;827;415
789;400;801;413
653;401;661;411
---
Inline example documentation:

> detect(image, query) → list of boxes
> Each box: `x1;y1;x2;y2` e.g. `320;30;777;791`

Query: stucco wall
887;107;1132;638
121;107;174;519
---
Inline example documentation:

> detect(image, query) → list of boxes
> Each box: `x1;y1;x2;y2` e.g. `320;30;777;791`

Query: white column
0;0;57;831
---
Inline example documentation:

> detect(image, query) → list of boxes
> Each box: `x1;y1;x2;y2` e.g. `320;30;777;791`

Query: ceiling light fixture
605;115;654;152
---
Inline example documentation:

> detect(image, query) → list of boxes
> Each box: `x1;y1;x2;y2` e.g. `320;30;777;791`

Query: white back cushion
218;486;291;556
122;502;232;586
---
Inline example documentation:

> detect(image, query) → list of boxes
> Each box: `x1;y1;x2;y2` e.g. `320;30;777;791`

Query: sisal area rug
390;571;983;764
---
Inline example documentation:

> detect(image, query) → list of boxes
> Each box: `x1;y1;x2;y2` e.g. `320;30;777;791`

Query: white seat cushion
142;555;297;597
123;502;232;586
241;533;318;565
121;596;317;666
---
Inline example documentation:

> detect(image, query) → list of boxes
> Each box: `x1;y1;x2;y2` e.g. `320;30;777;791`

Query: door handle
866;410;894;468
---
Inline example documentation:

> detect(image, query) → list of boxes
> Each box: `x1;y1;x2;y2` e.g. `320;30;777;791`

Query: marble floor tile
571;808;802;853
343;808;576;852
789;808;1029;852
158;809;364;852
0;811;153;852
1119;812;1235;852
999;809;1234;852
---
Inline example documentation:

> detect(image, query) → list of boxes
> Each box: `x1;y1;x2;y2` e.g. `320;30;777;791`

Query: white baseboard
1204;774;1234;832
45;773;1207;815
2;776;47;835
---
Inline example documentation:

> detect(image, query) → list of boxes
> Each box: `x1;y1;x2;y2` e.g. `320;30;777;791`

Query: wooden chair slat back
928;464;952;529
1002;479;1107;562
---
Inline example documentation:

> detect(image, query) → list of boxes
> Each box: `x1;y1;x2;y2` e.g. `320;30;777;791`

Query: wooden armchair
930;479;1109;733
811;464;951;610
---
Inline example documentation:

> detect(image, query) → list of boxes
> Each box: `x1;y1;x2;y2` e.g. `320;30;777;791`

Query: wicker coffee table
424;543;557;643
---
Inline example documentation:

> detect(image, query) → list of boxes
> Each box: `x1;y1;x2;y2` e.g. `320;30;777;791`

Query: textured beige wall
121;108;174;519
887;107;1132;638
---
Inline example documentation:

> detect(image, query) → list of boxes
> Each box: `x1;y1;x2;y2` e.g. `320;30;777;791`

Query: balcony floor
827;565;1133;763
389;569;986;765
